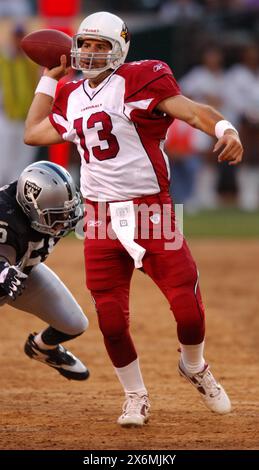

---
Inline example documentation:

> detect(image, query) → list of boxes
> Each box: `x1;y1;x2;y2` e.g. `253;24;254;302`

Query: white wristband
35;76;58;98
215;120;238;139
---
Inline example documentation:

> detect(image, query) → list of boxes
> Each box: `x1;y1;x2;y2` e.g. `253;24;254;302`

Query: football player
0;160;89;381
24;12;243;425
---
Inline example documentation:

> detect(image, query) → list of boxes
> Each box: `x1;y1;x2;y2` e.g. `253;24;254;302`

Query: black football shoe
24;333;89;381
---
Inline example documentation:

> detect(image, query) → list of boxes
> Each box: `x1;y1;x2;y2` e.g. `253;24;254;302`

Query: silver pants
0;263;88;335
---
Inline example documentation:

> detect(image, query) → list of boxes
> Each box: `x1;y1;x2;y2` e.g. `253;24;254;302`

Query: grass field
183;208;259;238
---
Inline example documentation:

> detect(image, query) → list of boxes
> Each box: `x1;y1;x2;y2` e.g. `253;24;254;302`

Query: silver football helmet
71;11;130;78
16;161;83;237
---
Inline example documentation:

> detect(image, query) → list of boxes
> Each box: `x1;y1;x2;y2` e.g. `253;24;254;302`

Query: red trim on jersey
132;110;172;192
115;61;180;192
116;60;181;111
49;114;67;137
147;75;181;112
125;73;169;100
133;121;170;192
49;79;83;137
82;71;116;101
51;79;83;120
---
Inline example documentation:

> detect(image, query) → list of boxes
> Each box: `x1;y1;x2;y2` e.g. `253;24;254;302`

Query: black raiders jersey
0;182;60;295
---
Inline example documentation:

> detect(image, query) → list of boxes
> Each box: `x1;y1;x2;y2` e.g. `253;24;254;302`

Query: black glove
0;261;28;300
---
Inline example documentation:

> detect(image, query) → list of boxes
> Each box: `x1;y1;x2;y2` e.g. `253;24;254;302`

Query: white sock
180;341;205;374
34;331;56;350
114;358;147;395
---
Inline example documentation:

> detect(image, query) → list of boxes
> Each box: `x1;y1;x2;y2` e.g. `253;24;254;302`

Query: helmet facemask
28;191;83;237
16;161;84;238
71;34;123;78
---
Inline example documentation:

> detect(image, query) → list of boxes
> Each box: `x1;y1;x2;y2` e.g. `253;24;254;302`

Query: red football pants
84;193;205;368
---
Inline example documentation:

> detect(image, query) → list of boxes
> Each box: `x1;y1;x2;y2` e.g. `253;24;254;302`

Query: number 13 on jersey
73;111;120;163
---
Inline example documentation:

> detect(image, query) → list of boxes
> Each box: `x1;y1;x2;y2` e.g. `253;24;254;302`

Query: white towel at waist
109;200;146;268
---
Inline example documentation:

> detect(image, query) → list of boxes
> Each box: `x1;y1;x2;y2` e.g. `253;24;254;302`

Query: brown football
21;29;72;69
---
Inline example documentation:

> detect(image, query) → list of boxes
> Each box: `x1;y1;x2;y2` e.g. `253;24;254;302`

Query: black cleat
24;333;89;381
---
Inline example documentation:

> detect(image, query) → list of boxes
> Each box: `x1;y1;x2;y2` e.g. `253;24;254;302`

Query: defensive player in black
0;161;89;380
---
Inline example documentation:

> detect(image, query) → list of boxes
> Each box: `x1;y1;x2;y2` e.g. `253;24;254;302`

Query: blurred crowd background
1;0;259;213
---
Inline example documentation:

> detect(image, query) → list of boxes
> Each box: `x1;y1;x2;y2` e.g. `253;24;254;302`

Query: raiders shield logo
24;180;42;202
120;24;130;43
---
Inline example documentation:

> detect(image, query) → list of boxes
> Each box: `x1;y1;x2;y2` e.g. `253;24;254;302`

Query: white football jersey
49;60;180;201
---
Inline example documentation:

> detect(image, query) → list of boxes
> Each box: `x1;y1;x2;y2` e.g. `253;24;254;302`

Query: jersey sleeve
147;73;181;112
49;80;82;142
121;60;181;117
0;219;20;255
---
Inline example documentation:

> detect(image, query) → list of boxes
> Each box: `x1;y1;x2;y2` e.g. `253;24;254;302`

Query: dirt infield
0;238;258;450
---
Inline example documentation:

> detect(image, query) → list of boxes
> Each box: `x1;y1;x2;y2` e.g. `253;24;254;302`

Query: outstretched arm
24;55;70;146
157;95;243;165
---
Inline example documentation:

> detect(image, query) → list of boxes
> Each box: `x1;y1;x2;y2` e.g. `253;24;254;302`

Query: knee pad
170;283;205;344
63;308;89;336
93;296;129;340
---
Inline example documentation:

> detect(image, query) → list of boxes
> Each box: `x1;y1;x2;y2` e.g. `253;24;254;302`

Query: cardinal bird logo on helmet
120;24;130;43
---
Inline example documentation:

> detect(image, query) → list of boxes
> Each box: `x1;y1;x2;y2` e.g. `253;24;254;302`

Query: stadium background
0;0;258;450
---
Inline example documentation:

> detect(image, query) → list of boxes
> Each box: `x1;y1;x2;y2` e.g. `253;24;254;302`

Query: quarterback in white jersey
25;11;243;426
49;59;180;201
